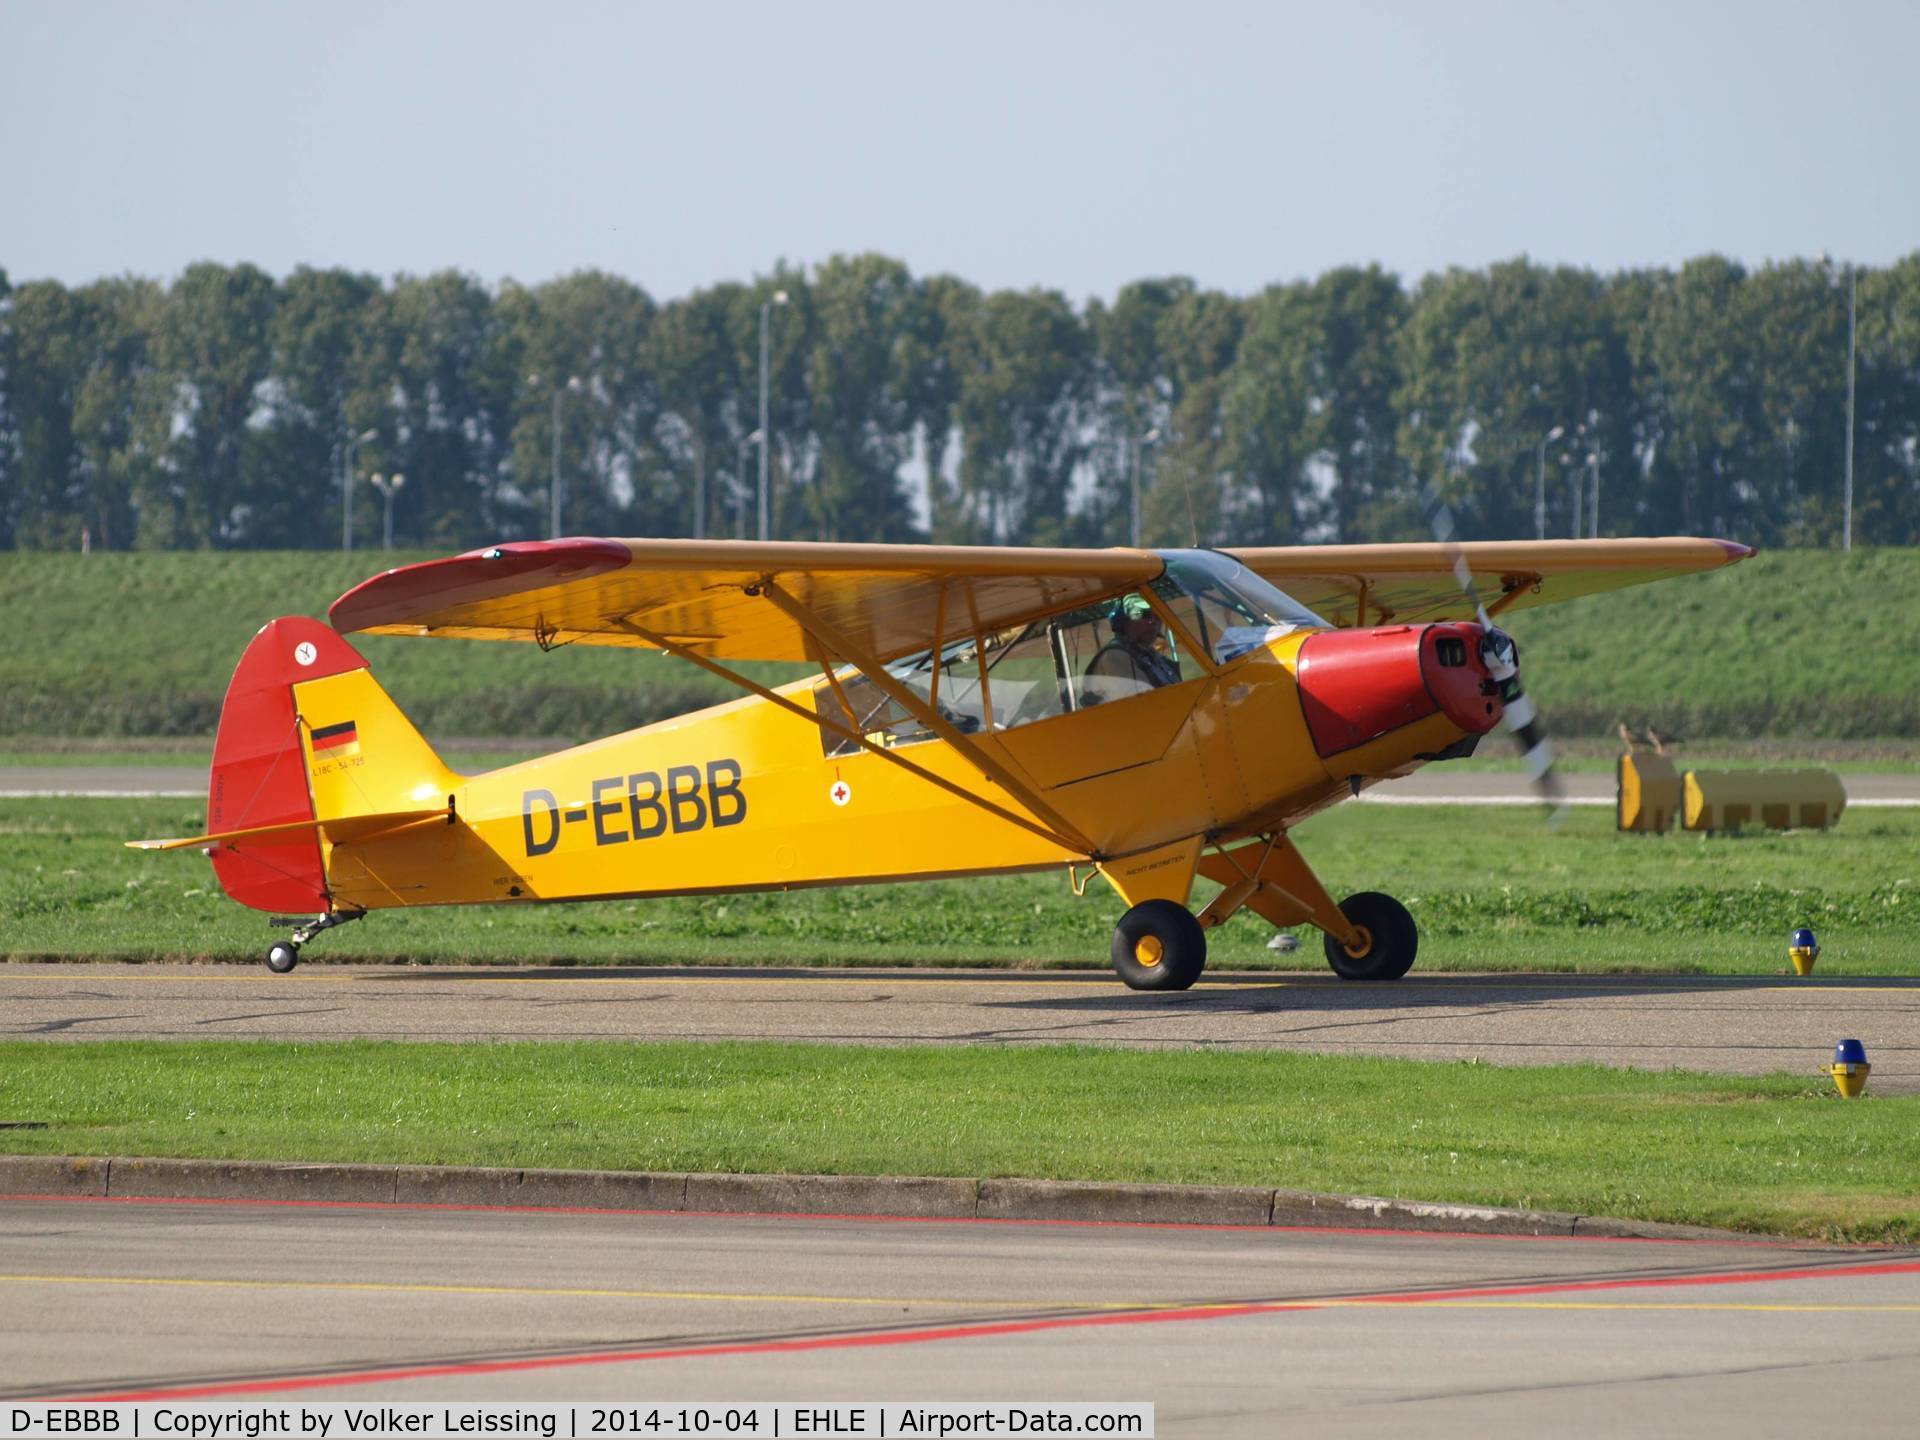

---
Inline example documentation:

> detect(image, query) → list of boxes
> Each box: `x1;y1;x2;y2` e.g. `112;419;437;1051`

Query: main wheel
1323;892;1417;981
1112;900;1208;991
265;942;300;975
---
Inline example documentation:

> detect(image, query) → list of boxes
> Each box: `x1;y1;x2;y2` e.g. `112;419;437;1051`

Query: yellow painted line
10;1274;1918;1318
0;1272;1167;1311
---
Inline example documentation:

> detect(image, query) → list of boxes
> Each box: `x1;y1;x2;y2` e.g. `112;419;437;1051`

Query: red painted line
76;1303;1319;1400
61;1256;1920;1402
0;1191;1817;1249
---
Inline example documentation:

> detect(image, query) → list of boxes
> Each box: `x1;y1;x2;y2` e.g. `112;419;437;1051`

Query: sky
4;0;1916;302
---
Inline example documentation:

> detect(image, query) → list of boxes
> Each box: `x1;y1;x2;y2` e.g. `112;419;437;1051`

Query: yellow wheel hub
1341;924;1374;960
1134;934;1165;968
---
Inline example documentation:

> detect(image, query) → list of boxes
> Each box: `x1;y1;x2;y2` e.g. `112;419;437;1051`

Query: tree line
2;252;1917;554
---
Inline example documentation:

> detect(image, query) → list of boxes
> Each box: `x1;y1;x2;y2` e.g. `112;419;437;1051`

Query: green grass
0;551;801;739
5;798;1913;973
1447;737;1920;775
4;547;1919;739
0;1040;1911;1242
1500;547;1920;737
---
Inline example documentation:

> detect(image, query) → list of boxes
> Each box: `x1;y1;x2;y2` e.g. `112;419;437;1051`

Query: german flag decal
310;720;360;759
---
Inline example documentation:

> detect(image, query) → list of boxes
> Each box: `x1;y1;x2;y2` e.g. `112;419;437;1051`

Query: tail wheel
1324;892;1417;981
265;942;300;975
1112;900;1208;991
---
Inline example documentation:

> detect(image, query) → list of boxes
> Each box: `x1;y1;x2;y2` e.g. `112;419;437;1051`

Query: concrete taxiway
3;963;1915;1092
1;1196;1916;1436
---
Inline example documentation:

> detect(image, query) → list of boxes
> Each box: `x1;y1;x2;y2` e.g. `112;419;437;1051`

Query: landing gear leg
1196;833;1415;979
263;908;365;974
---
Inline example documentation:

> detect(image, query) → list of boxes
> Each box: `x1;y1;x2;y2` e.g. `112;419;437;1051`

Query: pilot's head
1112;593;1163;645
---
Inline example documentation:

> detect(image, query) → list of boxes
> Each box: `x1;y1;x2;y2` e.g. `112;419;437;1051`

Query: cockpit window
814;637;986;757
808;551;1317;756
1158;549;1330;663
811;581;1205;756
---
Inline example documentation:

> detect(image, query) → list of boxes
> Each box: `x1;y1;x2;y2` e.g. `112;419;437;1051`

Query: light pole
1534;425;1565;540
1561;424;1594;538
1587;450;1601;538
546;375;582;538
1130;427;1160;547
341;427;377;551
692;438;706;541
1845;261;1857;551
757;290;789;541
1819;253;1860;550
737;429;761;540
369;471;405;551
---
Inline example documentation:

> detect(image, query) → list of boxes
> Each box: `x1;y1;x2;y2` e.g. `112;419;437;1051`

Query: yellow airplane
133;535;1750;988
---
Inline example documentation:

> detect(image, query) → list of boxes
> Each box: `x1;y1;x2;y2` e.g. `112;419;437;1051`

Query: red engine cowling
1294;623;1503;758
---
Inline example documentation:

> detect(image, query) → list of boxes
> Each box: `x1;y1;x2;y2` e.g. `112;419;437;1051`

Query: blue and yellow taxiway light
1789;926;1820;976
1829;1038;1870;1098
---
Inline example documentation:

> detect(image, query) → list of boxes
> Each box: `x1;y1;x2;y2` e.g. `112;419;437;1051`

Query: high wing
329;536;1755;660
1224;538;1753;628
330;538;1162;665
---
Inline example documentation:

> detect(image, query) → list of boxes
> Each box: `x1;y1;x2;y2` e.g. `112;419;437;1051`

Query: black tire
1112;899;1208;991
1323;892;1417;981
265;942;300;975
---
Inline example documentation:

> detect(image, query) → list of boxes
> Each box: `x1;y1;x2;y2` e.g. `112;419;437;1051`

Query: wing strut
757;581;1101;857
613;617;1094;857
1484;573;1541;619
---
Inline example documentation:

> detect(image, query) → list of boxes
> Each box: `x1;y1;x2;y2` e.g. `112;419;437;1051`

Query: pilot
1085;594;1182;695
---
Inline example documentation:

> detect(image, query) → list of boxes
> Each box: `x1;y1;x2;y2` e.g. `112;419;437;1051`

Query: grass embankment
6;798;1913;973
0;1040;1911;1242
3;547;1917;740
1449;737;1920;774
1500;546;1920;737
0;551;795;739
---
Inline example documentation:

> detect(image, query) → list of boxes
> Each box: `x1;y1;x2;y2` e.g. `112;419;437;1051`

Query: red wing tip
329;538;631;634
1716;540;1757;561
450;537;632;564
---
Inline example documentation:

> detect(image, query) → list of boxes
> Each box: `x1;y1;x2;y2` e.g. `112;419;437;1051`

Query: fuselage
307;618;1502;915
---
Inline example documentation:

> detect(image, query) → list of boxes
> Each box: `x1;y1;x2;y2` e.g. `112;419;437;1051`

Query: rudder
207;617;453;914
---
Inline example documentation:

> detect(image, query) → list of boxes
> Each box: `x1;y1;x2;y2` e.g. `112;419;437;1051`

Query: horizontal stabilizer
126;807;446;853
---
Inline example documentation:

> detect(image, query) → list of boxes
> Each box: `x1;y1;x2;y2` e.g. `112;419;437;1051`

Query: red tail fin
207;617;369;914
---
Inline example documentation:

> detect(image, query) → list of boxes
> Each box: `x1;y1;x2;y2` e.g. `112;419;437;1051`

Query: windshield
1157;549;1330;663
